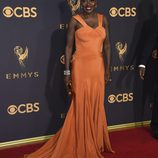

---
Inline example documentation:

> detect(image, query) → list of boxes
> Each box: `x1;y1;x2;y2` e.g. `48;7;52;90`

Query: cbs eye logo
108;93;133;103
109;7;136;17
7;102;40;115
3;6;37;18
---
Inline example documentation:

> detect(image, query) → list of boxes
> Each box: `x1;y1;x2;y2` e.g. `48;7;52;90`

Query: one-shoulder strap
73;15;87;27
98;14;103;26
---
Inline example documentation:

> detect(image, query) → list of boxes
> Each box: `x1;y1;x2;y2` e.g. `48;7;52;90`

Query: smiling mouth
85;7;92;10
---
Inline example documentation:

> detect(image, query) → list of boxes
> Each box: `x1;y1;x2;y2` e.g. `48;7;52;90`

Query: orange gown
25;13;114;158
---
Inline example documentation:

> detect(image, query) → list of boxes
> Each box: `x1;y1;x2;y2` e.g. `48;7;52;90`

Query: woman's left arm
103;15;111;83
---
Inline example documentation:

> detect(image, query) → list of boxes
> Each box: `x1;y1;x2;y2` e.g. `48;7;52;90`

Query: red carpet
0;127;158;158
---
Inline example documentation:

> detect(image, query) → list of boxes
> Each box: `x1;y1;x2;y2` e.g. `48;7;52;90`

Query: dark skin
64;0;112;94
139;67;146;80
139;49;158;80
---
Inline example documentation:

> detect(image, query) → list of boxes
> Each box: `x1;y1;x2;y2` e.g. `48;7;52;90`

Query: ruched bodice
73;14;106;55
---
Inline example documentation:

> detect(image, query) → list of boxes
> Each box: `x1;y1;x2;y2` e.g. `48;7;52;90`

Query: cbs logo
109;7;136;17
108;93;133;103
7;102;40;115
3;6;37;18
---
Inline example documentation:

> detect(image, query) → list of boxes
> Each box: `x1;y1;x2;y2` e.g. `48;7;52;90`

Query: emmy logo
60;54;65;64
60;54;74;64
14;46;28;67
67;0;80;14
115;42;127;63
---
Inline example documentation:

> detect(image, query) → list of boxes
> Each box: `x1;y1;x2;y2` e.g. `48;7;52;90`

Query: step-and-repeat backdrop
0;0;157;144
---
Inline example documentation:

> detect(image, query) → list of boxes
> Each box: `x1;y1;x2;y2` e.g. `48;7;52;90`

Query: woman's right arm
64;17;76;92
65;17;76;71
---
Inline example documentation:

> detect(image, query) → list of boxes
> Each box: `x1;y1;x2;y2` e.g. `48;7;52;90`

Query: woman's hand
139;67;145;80
64;75;72;95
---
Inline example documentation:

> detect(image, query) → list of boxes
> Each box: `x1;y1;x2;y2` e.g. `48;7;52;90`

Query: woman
25;0;114;157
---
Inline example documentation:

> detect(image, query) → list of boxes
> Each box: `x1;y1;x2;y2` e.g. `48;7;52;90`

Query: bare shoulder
68;16;78;28
102;15;109;27
97;13;109;27
70;16;78;24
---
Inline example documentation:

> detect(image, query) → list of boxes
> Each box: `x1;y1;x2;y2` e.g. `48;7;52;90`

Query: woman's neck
81;11;96;19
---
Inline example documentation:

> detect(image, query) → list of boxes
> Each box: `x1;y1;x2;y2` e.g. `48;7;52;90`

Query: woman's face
81;0;97;14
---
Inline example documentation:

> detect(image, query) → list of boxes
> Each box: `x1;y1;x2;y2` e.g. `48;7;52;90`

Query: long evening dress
25;13;114;158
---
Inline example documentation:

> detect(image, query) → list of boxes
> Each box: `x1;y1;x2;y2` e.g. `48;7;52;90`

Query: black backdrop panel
0;0;157;143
